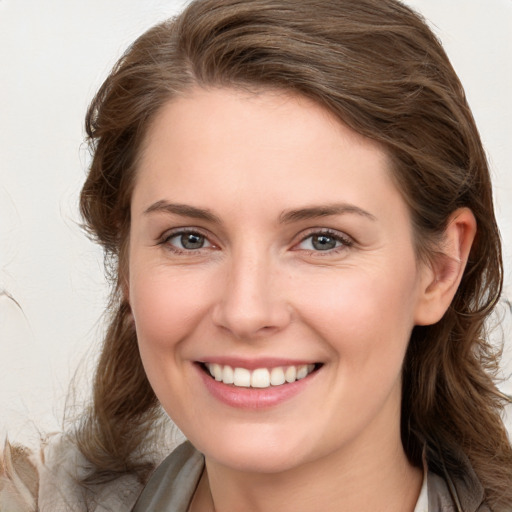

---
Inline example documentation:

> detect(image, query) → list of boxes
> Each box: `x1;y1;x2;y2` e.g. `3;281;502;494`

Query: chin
210;445;306;474
189;424;318;474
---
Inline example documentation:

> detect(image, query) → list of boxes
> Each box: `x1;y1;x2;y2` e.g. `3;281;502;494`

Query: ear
414;208;477;326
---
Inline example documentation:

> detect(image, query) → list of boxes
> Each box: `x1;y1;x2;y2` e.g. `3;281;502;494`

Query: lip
195;360;321;410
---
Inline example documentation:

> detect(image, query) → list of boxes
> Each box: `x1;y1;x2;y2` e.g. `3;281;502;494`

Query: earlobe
414;208;477;326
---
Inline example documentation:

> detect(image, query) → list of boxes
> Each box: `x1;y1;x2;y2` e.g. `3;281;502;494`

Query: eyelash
295;229;353;256
158;228;353;255
159;228;214;255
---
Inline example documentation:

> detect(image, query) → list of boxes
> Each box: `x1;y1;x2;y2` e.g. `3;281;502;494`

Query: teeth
251;368;270;388
212;363;223;381
223;365;234;384
270;367;286;386
233;367;251;387
206;363;317;388
296;365;308;380
285;366;296;383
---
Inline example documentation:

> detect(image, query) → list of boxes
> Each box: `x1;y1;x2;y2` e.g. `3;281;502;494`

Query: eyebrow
144;200;221;223
144;200;376;224
279;203;376;223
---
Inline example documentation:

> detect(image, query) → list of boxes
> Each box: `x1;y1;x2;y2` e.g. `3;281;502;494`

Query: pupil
312;234;336;251
181;233;204;249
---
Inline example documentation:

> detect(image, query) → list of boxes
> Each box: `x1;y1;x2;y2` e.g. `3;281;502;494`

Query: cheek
129;266;210;354
295;267;419;360
128;266;214;416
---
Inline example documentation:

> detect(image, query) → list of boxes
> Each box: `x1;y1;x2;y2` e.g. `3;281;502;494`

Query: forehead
133;87;404;223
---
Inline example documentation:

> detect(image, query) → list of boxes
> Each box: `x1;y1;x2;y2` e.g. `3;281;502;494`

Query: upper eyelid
157;226;353;248
160;226;211;240
287;230;353;257
158;227;218;250
159;228;217;255
296;227;353;243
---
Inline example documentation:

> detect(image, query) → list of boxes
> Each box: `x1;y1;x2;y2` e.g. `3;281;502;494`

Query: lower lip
196;364;319;409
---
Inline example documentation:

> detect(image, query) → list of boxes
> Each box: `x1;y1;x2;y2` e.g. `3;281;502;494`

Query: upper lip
196;357;320;370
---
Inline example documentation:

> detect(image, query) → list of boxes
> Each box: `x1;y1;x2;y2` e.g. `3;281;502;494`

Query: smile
203;363;319;388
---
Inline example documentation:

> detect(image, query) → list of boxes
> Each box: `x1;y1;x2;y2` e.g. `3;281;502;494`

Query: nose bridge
213;242;290;338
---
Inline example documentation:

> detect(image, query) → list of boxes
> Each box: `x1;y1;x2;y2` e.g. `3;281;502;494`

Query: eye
164;230;213;251
296;230;352;252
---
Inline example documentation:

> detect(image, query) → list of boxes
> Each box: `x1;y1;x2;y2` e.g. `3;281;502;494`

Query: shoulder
1;434;145;512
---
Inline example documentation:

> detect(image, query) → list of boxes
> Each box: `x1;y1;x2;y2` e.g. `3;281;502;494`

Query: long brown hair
77;0;512;506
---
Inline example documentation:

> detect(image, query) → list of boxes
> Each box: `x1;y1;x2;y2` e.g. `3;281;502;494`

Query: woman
2;0;511;510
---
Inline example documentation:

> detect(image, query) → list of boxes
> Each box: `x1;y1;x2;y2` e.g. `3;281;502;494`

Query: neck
191;433;422;512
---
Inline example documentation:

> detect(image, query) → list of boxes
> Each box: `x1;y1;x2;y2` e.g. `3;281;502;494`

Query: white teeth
251;368;270;388
270;367;286;386
213;363;223;381
205;363;317;388
233;367;251;387
223;365;234;384
296;365;308;380
285;366;297;383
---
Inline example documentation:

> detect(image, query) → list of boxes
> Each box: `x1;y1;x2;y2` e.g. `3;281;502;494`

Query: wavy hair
77;0;512;507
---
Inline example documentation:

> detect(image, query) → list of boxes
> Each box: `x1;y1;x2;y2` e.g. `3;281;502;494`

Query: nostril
211;296;292;340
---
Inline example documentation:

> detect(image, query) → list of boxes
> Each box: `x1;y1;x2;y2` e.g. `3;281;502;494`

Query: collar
425;446;489;512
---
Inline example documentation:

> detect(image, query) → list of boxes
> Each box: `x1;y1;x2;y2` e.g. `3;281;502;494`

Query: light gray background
1;0;511;445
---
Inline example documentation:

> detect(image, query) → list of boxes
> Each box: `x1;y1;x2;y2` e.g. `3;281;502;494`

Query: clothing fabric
0;435;148;512
131;441;490;512
415;468;428;512
0;437;492;512
131;442;203;512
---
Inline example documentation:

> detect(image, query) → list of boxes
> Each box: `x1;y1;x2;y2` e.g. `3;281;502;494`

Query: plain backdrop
1;0;511;445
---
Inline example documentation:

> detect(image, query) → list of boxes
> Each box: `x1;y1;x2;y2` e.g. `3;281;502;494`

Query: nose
211;249;291;340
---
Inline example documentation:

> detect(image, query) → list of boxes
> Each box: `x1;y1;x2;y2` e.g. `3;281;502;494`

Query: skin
127;87;476;512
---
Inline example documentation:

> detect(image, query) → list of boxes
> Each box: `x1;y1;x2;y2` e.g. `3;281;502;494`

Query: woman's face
128;87;432;473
